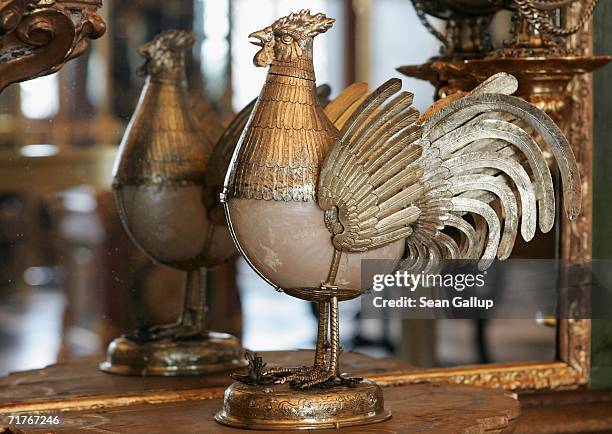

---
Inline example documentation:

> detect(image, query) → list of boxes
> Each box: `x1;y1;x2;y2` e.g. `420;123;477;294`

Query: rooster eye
281;35;293;44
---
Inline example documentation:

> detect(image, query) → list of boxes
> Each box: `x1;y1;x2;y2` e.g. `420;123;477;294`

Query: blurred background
0;0;558;375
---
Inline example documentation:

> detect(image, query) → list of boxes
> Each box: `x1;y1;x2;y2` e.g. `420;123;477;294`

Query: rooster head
138;30;195;77
249;9;335;67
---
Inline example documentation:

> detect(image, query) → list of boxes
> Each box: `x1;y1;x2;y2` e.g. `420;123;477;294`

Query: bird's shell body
228;199;405;291
116;185;235;270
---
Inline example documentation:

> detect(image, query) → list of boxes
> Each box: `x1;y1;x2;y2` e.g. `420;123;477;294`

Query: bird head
138;30;195;77
249;9;335;67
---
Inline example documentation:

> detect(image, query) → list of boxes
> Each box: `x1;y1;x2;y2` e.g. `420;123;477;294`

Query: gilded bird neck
229;10;338;202
229;66;337;202
113;30;211;187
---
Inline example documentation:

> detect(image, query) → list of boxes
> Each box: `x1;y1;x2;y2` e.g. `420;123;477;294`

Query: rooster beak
249;30;268;47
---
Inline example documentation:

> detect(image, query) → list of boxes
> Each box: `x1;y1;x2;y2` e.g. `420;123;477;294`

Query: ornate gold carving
371;361;584;391
557;2;596;386
371;308;591;390
402;2;610;133
398;56;610;134
0;0;105;92
373;310;589;392
410;0;597;59
215;380;391;430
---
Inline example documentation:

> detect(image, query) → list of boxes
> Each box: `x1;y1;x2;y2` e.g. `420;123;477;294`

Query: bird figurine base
99;332;246;376
215;380;391;430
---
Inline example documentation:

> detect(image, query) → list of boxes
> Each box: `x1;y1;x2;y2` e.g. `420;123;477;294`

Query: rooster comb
139;30;195;58
138;30;195;76
272;9;335;37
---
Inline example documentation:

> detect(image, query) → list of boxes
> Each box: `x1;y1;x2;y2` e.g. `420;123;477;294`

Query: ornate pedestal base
99;332;245;376
214;379;391;430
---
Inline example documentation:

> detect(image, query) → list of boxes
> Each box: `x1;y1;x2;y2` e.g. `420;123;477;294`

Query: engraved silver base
100;332;246;376
215;379;391;430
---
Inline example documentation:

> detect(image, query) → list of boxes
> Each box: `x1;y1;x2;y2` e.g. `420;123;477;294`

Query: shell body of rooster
225;10;582;299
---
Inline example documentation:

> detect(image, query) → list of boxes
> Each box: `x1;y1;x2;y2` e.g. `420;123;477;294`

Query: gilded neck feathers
230;72;337;201
114;30;210;187
229;10;338;202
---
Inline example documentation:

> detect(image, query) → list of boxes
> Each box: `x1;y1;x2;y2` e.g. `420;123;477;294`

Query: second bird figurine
105;30;255;376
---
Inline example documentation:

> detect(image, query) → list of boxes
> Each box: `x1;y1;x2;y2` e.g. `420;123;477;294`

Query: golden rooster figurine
102;30;256;376
217;10;581;429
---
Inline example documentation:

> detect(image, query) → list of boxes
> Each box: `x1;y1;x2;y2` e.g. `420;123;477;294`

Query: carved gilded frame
369;321;589;391
0;0;106;92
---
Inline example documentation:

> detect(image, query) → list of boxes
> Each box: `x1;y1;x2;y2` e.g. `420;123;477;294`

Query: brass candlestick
410;0;599;59
402;0;611;131
217;9;581;430
101;30;249;376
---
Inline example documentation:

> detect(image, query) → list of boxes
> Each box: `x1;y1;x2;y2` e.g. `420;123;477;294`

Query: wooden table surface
515;389;612;434
4;352;611;433
0;351;414;414
2;383;520;433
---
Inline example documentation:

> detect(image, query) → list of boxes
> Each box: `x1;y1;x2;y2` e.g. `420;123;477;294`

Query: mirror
0;0;590;393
